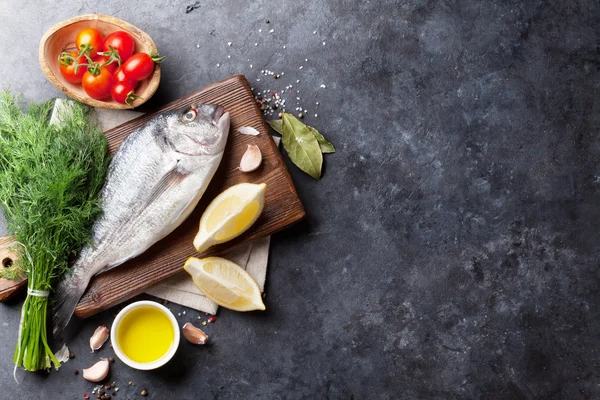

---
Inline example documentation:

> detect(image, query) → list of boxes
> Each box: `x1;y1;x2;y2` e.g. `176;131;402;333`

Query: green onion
0;92;109;371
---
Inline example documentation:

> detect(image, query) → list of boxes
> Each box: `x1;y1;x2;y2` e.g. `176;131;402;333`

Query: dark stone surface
1;0;600;398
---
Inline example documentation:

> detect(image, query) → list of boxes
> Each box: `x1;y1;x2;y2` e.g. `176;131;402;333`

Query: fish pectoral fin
143;167;189;208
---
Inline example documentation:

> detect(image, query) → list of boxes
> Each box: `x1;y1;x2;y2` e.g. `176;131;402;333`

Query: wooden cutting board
0;75;305;317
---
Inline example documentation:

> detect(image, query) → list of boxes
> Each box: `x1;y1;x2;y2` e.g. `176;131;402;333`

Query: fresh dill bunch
0;92;109;371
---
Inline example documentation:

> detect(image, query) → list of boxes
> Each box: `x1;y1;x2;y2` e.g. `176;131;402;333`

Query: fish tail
51;271;92;337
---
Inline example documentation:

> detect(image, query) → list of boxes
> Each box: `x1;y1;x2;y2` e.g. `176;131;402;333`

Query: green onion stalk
0;93;109;371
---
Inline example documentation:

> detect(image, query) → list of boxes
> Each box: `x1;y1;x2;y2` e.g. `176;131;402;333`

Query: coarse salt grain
320;84;327;88
259;29;262;33
257;78;261;81
296;80;300;83
227;55;231;58
255;43;258;46
269;29;274;33
250;64;253;68
227;42;232;46
216;63;220;67
299;66;303;70
313;31;317;34
315;114;318;117
305;58;308;62
323;41;326;45
196;44;200;48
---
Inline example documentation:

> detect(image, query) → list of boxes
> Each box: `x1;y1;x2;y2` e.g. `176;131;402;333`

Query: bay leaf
269;118;335;153
281;113;323;179
308;126;335;153
267;119;283;135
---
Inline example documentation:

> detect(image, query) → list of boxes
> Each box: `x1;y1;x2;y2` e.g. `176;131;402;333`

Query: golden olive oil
117;306;174;363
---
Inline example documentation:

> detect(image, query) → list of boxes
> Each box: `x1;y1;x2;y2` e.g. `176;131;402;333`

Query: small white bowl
110;300;180;370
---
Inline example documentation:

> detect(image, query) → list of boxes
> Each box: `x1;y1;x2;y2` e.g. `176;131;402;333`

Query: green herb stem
0;92;109;371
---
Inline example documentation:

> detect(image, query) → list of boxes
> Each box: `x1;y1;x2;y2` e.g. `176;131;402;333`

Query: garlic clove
82;359;109;382
90;325;109;352
182;322;209;345
239;144;262;172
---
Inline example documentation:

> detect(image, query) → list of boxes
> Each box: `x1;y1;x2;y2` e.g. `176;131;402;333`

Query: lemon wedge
184;257;266;311
193;183;266;253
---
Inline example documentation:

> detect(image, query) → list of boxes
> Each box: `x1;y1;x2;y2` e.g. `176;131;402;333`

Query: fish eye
183;109;197;122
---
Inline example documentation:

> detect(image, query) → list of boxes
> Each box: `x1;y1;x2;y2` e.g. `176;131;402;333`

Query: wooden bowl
39;14;160;109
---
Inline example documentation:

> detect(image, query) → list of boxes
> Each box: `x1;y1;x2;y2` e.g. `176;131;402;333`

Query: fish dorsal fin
143;165;189;208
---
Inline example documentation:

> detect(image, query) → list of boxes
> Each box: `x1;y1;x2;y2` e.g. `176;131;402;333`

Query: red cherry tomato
76;28;104;58
103;31;135;62
82;67;113;100
113;68;138;88
122;51;165;81
93;55;118;75
111;81;140;106
58;52;87;83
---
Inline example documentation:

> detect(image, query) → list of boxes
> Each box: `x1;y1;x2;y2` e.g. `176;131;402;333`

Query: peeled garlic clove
182;322;209;345
90;325;109;352
82;359;109;382
239;144;262;172
237;126;260;136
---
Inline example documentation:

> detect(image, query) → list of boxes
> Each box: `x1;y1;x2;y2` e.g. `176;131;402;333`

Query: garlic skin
54;343;70;363
82;359;110;382
90;325;109;352
239;144;262;172
237;126;260;136
182;322;209;345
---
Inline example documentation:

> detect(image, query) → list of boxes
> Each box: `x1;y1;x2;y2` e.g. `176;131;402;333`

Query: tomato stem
125;92;142;107
149;49;166;64
101;46;122;66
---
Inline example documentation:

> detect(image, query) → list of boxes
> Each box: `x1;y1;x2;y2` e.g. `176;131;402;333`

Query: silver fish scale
52;105;230;335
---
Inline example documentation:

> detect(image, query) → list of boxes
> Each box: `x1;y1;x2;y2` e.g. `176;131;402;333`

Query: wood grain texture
0;75;304;316
39;13;160;110
0;237;26;301
73;75;304;317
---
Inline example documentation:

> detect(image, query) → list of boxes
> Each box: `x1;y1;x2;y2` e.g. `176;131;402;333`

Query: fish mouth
212;105;225;125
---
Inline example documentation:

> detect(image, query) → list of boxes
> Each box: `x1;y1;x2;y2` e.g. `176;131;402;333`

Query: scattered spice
74;369;79;375
201;321;207;326
84;395;90;400
105;385;111;390
128;381;134;386
265;19;270;23
69;352;76;359
141;389;148;396
208;316;217;323
185;1;201;13
297;113;304;118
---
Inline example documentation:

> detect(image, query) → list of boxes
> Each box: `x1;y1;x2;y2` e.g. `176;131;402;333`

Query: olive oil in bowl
111;301;180;370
